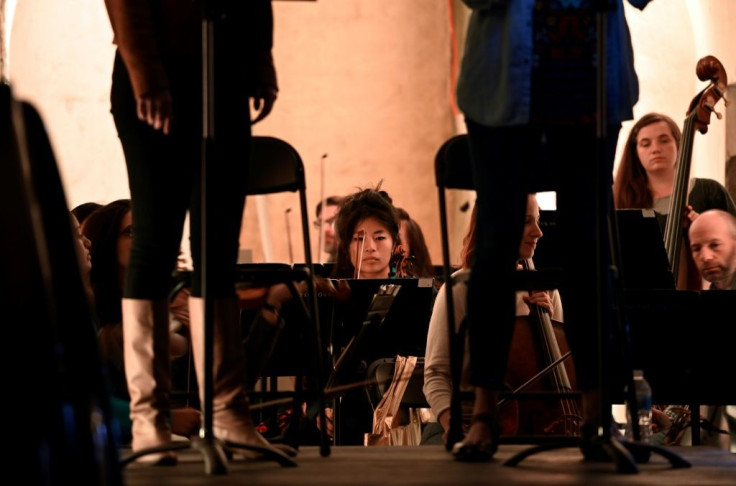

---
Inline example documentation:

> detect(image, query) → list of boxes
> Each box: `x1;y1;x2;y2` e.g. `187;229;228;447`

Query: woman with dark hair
71;202;103;230
82;199;200;444
331;184;401;280
83;199;136;331
395;207;436;280
82;199;190;389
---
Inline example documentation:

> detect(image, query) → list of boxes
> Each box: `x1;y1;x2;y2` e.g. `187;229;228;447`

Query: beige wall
7;0;736;267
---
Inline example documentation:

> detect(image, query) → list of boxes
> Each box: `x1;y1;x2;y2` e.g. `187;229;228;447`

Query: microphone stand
194;0;297;473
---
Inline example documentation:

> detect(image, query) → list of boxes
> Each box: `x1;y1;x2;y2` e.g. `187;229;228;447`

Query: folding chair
434;134;569;448
2;84;122;484
243;135;331;456
434;134;476;449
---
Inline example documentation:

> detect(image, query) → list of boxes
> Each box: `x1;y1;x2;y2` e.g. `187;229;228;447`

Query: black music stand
325;279;436;445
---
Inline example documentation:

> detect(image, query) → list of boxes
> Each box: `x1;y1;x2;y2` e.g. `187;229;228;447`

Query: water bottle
624;369;653;443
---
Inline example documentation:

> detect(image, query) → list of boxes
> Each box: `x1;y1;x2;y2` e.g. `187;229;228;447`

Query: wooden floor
120;443;736;486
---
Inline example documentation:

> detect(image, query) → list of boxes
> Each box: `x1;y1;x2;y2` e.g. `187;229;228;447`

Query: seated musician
395;207;437;280
332;183;401;280
648;209;736;449
328;184;438;444
422;194;564;446
688;209;735;451
613;113;736;225
688;209;736;291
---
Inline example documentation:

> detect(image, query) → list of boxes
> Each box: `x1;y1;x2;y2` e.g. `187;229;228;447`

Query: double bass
499;258;581;437
663;55;729;289
656;55;729;440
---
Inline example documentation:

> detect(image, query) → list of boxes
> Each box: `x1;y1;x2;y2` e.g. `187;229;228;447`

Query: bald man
687;209;736;452
688;209;736;290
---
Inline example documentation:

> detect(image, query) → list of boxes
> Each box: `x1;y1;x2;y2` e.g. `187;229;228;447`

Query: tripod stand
503;2;689;473
120;2;297;473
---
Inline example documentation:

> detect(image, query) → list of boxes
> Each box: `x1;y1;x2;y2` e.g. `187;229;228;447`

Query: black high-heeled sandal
579;421;651;464
451;413;500;462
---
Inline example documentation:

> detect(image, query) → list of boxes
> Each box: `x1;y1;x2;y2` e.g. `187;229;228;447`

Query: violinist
331;184;401;280
613;112;736;233
395;207;437;280
422;195;563;446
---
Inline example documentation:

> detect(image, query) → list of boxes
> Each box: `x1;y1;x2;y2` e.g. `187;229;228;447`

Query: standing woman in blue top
453;0;653;461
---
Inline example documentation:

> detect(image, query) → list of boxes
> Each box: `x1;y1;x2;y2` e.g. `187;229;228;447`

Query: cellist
422;194;567;445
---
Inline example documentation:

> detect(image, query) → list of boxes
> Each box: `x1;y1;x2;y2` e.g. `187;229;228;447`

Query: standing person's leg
550;123;619;435
112;54;196;465
453;120;532;460
185;27;295;456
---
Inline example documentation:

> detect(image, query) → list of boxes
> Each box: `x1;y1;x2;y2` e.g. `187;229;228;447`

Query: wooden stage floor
120;443;736;486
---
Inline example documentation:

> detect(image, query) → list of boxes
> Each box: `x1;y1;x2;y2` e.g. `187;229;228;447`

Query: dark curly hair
331;184;400;278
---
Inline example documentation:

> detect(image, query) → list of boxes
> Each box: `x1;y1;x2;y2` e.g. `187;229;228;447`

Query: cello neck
520;258;572;391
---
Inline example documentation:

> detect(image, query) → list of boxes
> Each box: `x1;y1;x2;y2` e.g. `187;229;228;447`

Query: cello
499;258;582;437
663;55;729;289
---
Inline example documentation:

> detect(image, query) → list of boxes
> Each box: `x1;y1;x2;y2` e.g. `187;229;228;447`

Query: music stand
326;279;436;445
615;209;675;290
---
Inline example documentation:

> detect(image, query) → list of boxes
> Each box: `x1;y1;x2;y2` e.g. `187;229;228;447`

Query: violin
664;55;729;290
498;259;581;437
236;275;351;310
389;244;417;279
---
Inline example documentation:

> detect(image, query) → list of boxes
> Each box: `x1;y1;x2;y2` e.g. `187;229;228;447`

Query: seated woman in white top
422;193;563;445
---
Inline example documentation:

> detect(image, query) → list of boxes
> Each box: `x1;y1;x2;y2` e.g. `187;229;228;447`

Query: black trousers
111;48;251;300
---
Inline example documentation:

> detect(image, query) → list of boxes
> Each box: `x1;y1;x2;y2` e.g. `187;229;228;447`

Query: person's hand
523;290;553;314
683;205;699;228
250;85;278;124
265;282;295;308
171;407;201;437
652;407;673;434
316;278;351;301
314;407;334;439
437;409;451;444
136;89;173;134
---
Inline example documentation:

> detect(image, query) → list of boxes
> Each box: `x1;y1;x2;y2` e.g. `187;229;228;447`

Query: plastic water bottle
624;369;653;444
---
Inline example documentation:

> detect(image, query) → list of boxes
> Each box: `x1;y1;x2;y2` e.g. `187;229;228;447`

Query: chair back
435;134;474;191
248;136;306;195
